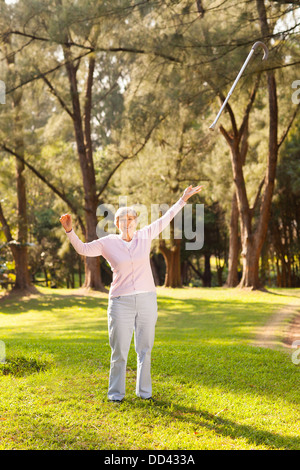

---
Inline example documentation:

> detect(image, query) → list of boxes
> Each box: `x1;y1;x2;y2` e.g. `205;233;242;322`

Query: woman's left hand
182;185;203;202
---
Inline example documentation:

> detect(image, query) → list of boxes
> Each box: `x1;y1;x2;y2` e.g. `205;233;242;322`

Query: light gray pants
107;291;158;401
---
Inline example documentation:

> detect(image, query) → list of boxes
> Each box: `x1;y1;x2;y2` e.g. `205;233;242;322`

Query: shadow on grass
0;292;108;315
128;397;300;450
155;295;295;346
1;287;299;316
261;288;300;299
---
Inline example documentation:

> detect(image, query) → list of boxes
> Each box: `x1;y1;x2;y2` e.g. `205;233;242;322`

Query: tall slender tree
1;0;163;290
0;0;37;292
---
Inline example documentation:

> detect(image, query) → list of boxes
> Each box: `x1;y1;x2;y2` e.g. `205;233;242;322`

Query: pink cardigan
66;197;186;298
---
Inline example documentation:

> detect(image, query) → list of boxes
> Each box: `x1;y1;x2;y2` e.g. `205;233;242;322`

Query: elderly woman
60;185;202;402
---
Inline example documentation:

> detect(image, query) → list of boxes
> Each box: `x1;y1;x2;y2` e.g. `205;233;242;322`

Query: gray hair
114;206;138;227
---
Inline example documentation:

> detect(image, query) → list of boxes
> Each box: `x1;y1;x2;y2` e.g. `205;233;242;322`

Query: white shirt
119;236;149;296
120;237;134;248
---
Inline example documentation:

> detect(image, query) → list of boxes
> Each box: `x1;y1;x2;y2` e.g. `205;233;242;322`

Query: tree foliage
0;0;299;290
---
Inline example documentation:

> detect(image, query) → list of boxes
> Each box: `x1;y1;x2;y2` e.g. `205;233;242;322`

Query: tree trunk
216;264;224;287
219;3;279;290
239;234;261;288
159;238;182;288
225;191;240;287
12;159;32;291
63;46;105;291
82;211;104;290
203;254;212;287
2;33;37;294
260;240;270;286
181;260;190;285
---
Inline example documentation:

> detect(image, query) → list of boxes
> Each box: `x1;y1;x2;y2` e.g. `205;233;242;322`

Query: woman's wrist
66;228;73;233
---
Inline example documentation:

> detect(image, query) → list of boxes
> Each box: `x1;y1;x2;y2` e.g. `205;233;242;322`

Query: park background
0;0;300;450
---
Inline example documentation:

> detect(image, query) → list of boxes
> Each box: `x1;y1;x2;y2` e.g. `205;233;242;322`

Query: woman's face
117;214;137;234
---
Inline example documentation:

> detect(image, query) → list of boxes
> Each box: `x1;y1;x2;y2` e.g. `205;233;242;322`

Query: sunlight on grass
0;286;299;450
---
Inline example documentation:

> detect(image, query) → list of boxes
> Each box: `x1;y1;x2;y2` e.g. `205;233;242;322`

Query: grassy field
0;286;299;450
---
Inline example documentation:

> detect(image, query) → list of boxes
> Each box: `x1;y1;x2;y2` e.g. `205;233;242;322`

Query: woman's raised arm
182;185;203;202
140;185;203;240
60;213;103;257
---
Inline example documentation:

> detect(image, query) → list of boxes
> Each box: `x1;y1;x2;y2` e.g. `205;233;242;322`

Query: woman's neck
121;233;134;242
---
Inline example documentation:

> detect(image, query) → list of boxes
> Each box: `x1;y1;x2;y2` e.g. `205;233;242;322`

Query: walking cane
209;41;268;131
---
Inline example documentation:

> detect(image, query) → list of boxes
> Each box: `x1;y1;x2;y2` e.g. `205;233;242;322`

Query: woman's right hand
60;213;72;232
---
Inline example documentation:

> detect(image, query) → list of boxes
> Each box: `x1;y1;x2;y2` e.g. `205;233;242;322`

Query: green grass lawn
0;286;299;450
